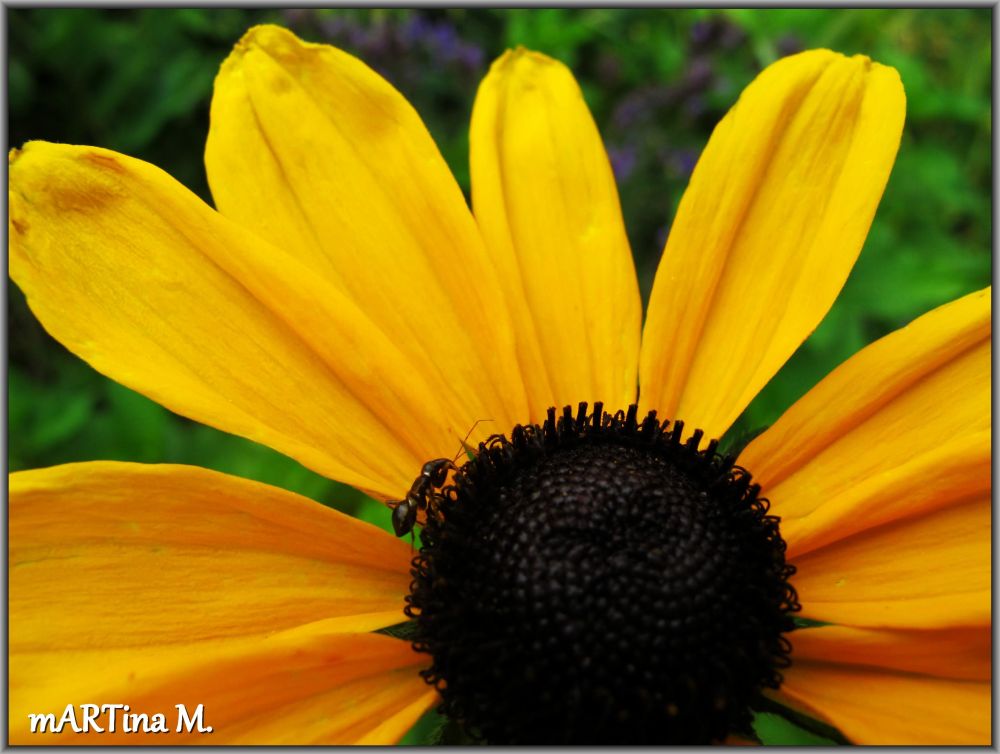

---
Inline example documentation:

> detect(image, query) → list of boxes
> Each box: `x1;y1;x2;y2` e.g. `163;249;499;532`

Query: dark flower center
405;403;798;744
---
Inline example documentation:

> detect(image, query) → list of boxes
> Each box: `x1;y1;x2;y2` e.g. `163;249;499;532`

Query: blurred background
8;8;992;744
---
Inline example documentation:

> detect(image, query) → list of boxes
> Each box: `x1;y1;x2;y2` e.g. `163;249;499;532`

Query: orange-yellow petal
790;624;990;681
10;462;411;652
470;48;641;415
791;495;989;629
206;24;527;440
722;734;758;745
11;630;436;745
640;49;905;441
778;661;990;745
742;287;990;556
8;141;460;498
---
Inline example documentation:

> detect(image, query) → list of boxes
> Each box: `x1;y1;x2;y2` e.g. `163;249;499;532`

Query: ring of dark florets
404;402;799;744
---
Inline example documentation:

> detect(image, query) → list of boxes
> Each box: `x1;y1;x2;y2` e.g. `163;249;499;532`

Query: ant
389;419;493;538
390;457;455;538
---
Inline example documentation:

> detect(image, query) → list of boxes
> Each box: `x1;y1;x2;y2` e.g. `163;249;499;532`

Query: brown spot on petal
82;151;127;175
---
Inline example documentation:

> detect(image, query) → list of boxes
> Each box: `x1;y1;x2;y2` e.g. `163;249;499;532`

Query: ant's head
421;458;456;487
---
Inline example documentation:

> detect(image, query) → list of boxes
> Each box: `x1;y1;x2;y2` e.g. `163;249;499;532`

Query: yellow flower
8;25;990;745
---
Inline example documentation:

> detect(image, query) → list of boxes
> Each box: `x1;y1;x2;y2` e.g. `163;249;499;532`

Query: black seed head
405;403;798;744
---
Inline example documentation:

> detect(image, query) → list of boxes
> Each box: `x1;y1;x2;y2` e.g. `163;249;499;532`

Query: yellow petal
790;624;990;681
640;49;905;440
778;661;990;745
742;287;991;556
469;48;641;414
206;25;528;438
10;462;411;653
11;629;436;744
8;140;462;498
791;496;989;629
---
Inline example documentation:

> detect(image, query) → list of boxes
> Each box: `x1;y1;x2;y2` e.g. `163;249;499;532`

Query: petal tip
9;140;52;170
778;47;838;65
493;45;560;77
225;24;303;71
12;143;128;184
234;23;291;52
775;48;890;81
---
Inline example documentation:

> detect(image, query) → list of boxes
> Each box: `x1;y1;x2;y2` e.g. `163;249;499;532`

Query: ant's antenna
452;418;494;463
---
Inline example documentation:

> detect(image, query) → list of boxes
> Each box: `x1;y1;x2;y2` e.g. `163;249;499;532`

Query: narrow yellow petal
778;662;990;745
354;688;441;745
790;624;990;681
470;48;642;415
10;463;412;653
792;496;989;629
9;141;458;498
741;287;990;556
207;24;528;439
11;631;433;744
640;49;905;440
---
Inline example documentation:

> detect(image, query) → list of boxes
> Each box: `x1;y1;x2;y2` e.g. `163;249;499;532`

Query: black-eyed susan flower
8;25;990;745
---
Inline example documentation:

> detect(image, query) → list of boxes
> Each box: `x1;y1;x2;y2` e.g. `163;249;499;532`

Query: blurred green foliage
8;8;991;745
